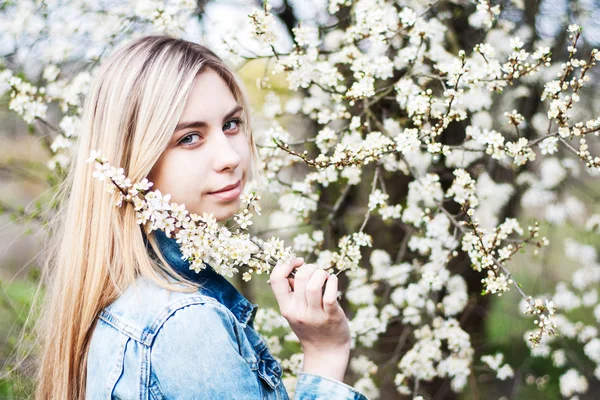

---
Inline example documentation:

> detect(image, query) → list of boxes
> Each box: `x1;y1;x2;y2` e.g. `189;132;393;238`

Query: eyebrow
175;105;243;132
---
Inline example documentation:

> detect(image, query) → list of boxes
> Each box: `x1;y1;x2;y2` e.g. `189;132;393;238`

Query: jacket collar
151;229;257;327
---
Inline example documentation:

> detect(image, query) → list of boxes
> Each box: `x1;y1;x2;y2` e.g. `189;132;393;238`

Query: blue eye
224;118;243;132
178;133;203;146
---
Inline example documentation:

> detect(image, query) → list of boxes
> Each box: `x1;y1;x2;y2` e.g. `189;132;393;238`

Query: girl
35;35;369;399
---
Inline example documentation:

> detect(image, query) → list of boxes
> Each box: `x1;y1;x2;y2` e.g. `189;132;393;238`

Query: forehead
180;68;238;121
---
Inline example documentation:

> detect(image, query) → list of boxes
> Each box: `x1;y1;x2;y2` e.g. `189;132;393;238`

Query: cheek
234;136;252;166
147;162;165;191
148;154;201;200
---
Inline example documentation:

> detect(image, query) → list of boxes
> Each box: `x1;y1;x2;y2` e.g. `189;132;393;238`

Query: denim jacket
86;229;369;399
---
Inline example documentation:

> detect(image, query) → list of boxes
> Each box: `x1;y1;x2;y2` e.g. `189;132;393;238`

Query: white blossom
559;369;588;398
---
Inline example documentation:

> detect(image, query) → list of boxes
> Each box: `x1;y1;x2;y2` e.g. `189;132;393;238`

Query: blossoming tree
1;0;599;398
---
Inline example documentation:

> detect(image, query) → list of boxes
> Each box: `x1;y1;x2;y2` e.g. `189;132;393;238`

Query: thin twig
359;166;380;232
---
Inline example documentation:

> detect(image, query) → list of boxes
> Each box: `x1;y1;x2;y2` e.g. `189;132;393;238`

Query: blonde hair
35;34;261;399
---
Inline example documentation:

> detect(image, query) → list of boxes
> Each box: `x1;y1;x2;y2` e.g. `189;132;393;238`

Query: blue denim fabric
86;229;369;399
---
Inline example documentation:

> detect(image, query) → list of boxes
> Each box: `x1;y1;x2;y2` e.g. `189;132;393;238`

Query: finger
322;274;340;316
292;263;318;307
287;268;298;279
305;269;329;311
287;277;295;291
270;258;303;306
270;257;303;282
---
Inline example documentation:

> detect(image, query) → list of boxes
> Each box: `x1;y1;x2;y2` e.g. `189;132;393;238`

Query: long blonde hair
35;34;260;399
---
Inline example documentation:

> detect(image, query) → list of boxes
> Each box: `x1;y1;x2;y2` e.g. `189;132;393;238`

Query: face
147;68;251;222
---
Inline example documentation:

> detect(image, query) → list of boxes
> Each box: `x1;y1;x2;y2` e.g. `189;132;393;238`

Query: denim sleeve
150;302;263;399
294;373;370;400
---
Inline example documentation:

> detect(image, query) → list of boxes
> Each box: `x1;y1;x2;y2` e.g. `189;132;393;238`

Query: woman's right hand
269;258;351;382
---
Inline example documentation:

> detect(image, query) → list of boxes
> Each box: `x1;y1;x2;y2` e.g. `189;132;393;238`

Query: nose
211;129;241;172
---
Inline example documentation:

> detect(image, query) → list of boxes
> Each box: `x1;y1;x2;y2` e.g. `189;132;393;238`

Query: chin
212;200;242;222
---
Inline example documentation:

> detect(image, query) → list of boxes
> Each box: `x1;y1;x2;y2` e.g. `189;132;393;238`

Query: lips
209;179;241;194
207;179;242;202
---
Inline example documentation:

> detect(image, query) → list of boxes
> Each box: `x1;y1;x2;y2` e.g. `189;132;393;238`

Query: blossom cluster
517;239;600;398
236;3;599;396
88;152;293;280
481;353;514;381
